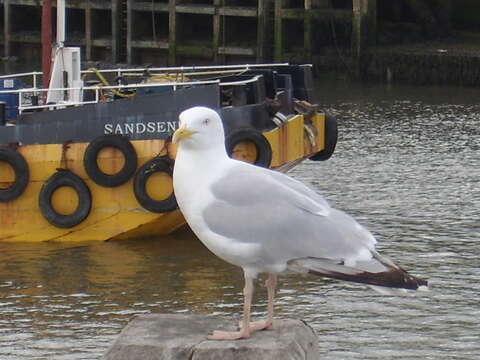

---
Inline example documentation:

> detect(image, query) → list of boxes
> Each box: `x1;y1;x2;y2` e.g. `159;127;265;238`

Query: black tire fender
225;128;272;168
38;170;92;228
133;157;178;213
0;147;29;202
309;113;338;161
84;135;137;187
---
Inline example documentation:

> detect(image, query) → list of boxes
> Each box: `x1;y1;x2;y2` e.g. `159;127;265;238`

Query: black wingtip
308;268;428;291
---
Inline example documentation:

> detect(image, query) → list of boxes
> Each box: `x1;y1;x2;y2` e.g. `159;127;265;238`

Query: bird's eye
203;118;210;125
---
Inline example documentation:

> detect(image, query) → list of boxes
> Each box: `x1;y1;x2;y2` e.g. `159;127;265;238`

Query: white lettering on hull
104;121;178;136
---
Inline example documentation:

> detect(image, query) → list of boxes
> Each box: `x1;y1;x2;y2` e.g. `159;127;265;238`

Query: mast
46;0;82;104
56;0;65;46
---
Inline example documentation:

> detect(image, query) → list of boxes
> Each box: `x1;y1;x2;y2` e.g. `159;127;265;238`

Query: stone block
103;314;319;360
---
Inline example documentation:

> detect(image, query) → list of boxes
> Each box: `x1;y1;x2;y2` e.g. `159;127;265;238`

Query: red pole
41;0;52;90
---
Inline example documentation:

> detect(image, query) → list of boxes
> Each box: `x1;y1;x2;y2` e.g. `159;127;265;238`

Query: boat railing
80;63;291;78
0;75;262;115
0;71;43;83
0;71;43;93
0;62;284;90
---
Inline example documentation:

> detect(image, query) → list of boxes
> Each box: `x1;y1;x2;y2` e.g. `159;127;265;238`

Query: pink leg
265;273;277;328
241;273;277;332
208;276;254;340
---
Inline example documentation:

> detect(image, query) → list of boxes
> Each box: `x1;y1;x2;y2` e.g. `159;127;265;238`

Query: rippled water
1;81;479;359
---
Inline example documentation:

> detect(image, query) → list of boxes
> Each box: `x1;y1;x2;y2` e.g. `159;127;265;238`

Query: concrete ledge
103;314;320;360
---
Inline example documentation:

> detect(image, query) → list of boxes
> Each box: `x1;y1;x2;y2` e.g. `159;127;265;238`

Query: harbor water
0;80;479;359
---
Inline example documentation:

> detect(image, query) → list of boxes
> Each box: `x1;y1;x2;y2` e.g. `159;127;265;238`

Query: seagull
172;106;428;341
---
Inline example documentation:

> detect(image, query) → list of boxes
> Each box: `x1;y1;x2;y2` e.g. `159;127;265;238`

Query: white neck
173;142;230;205
176;141;228;167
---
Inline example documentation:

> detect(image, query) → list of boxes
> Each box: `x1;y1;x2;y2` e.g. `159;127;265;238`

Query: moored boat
0;2;337;242
0;62;337;242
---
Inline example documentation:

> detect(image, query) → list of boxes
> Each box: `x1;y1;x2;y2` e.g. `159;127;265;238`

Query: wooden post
369;0;377;47
111;0;120;63
274;0;283;62
352;0;376;78
213;0;222;63
3;0;10;59
256;0;266;62
304;0;312;63
126;0;133;64
168;0;177;65
85;0;92;61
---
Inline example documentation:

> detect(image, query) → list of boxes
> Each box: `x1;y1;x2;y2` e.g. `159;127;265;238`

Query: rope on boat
294;100;318;148
83;67;136;99
83;68;191;98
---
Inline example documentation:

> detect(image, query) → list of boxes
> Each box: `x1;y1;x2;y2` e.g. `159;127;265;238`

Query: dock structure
274;0;353;63
2;2;479;86
0;0;376;66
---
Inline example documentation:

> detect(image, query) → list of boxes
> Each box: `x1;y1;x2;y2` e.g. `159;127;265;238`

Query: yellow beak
172;124;197;143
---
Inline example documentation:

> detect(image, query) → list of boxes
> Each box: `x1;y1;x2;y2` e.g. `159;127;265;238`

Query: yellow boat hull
0;113;326;242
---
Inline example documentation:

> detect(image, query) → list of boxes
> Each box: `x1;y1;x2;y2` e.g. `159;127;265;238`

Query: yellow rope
84;68;136;99
83;69;189;99
146;73;188;83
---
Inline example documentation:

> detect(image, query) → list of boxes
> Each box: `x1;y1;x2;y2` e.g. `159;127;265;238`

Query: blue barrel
0;79;22;121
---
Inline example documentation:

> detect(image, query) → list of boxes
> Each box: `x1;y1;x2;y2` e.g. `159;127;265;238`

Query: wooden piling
3;0;10;59
212;0;222;64
111;0;121;63
274;0;283;62
85;1;92;61
304;0;312;63
168;0;177;66
352;0;377;78
256;0;267;63
126;0;133;64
